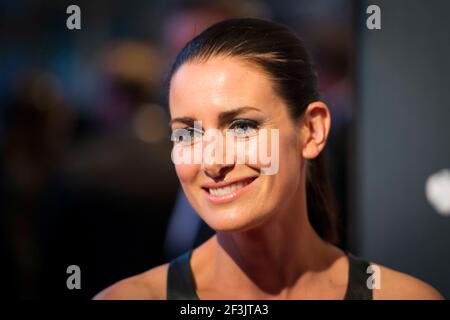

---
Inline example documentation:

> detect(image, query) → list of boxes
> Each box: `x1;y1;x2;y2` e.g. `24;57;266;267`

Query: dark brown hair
167;18;338;244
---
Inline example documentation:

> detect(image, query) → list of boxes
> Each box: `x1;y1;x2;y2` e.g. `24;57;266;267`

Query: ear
298;101;331;159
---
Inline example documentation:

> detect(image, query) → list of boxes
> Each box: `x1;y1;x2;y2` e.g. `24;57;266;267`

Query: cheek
277;132;302;185
243;136;261;168
233;133;278;172
175;163;199;184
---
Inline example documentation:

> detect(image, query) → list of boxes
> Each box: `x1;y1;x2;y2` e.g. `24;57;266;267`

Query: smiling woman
94;18;444;300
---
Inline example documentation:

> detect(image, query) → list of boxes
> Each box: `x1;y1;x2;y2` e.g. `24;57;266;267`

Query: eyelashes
170;118;261;145
227;119;260;137
170;126;203;145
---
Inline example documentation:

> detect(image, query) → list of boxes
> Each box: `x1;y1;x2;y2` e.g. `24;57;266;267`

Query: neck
205;181;334;298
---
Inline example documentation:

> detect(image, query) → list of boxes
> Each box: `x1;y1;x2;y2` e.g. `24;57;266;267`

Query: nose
200;129;235;180
202;162;234;181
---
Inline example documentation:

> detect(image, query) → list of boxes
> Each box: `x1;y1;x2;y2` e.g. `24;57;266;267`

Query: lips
201;177;258;204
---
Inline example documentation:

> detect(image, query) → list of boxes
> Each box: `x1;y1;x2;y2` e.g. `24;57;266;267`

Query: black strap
166;251;199;300
167;250;373;300
343;252;373;300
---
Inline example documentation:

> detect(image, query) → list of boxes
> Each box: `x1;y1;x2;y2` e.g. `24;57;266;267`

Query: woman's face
169;56;305;232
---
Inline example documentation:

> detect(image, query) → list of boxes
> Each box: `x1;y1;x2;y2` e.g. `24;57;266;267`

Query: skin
94;56;444;300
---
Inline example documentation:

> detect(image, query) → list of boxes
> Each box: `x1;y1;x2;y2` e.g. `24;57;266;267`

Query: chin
200;206;273;233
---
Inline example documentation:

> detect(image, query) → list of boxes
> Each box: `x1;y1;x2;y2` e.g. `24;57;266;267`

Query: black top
166;250;373;300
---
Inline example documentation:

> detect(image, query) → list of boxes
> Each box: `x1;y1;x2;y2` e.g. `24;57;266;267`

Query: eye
171;127;203;145
228;119;260;138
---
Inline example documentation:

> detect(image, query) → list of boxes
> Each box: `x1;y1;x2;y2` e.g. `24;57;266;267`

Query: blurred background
0;0;449;299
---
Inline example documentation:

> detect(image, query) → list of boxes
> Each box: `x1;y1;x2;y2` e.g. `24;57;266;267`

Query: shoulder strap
344;252;373;300
166;250;199;300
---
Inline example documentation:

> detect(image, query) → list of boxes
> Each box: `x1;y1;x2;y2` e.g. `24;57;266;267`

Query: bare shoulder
93;263;169;300
372;263;444;300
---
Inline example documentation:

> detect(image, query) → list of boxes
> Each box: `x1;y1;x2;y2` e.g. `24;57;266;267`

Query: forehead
169;56;279;118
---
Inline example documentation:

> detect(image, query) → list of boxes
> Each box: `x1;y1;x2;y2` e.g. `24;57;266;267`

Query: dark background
355;0;450;299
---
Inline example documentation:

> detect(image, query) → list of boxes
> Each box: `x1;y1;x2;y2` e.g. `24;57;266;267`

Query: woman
95;18;443;300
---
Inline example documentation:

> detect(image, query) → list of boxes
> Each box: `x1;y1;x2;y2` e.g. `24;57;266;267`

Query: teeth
209;180;251;196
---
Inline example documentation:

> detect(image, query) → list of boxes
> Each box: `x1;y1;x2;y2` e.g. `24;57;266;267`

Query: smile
202;177;258;204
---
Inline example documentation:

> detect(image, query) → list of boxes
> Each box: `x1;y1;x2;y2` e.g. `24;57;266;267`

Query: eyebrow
168;106;263;128
168;116;195;127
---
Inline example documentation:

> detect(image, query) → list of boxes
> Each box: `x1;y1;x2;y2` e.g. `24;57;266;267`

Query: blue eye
228;119;260;138
171;127;203;145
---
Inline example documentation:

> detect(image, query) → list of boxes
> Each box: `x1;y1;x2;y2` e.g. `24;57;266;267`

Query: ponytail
306;152;339;244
